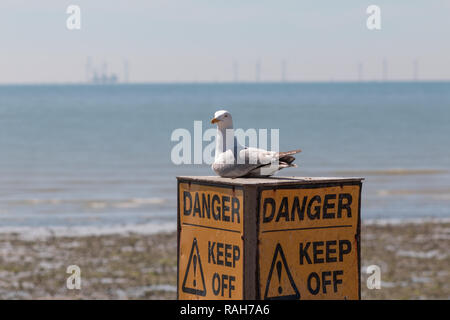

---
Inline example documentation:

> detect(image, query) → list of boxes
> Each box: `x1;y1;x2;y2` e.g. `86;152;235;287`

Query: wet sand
0;220;448;300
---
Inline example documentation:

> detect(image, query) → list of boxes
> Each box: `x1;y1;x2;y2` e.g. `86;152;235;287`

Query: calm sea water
0;83;449;230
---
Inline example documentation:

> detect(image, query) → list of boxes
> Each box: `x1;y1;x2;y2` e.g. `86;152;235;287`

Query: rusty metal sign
178;182;244;300
258;184;361;300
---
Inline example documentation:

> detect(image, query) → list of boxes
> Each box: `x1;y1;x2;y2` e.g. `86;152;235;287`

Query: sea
0;82;449;235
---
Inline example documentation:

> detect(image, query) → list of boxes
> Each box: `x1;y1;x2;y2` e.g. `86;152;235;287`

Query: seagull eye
224;115;228;117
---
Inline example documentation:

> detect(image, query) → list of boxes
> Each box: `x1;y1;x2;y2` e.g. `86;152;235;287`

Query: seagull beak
211;118;220;124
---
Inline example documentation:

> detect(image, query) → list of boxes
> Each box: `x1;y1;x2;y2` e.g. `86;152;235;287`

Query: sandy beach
0;219;448;300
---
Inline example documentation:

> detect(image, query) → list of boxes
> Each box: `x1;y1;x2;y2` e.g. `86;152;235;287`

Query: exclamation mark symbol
193;254;197;287
276;260;282;294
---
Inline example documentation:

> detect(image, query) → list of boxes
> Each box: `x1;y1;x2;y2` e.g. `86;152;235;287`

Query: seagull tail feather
277;148;302;158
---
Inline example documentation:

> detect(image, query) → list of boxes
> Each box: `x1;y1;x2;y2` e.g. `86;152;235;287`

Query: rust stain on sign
178;182;244;300
258;184;361;300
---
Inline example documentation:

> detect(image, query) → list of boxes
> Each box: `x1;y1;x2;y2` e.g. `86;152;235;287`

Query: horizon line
1;79;450;86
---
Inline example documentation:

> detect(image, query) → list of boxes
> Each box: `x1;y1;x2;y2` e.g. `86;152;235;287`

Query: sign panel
258;184;360;300
178;182;244;300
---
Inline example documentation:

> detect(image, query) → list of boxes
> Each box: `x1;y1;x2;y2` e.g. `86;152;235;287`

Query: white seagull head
211;110;233;129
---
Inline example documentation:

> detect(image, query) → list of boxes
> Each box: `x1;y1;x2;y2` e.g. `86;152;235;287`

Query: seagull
210;110;301;178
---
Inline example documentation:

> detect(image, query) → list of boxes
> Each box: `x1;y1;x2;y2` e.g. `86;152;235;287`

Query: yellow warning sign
178;182;244;300
259;184;361;300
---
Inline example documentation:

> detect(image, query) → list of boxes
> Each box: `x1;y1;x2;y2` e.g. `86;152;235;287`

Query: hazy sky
1;0;449;83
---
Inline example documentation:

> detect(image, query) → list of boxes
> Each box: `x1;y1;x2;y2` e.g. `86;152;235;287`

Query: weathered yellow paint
179;182;243;232
259;185;360;300
260;185;359;232
177;176;363;300
178;182;244;300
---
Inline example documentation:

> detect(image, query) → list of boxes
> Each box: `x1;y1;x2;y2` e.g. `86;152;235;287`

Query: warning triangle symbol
182;238;206;296
264;243;300;300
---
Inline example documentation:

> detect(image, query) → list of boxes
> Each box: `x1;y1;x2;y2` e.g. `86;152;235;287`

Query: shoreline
0;219;448;299
1;217;449;240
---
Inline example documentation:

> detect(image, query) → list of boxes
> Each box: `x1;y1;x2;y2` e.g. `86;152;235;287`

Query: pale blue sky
0;0;449;83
